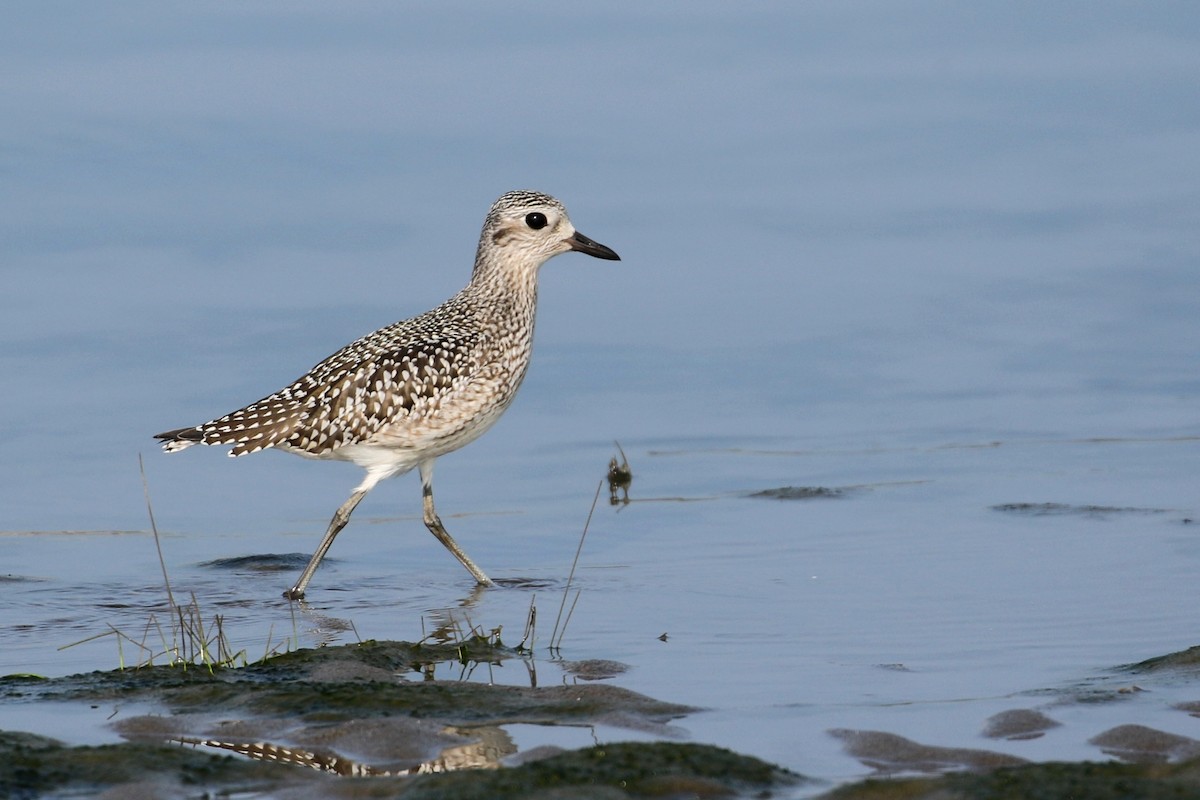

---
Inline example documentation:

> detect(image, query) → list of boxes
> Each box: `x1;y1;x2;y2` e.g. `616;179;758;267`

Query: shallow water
3;424;1198;790
2;2;1200;794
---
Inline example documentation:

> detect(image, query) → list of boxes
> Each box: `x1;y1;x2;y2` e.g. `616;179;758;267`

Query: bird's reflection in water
176;723;515;777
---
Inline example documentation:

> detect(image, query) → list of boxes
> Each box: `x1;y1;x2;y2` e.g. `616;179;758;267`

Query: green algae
0;733;801;799
396;742;803;799
1;640;696;732
1125;646;1200;676
819;758;1200;800
0;731;287;799
11;640;1200;798
0;640;781;798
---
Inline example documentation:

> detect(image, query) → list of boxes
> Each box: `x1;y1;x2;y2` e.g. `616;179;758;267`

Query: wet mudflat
0;639;802;798
5;635;1200;797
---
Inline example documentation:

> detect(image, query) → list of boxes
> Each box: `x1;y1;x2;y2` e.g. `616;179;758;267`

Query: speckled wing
156;313;482;458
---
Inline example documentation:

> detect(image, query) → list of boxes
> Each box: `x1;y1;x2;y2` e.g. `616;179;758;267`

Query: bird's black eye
525;212;548;230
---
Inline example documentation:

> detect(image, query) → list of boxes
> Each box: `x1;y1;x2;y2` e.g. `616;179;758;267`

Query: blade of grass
550;477;603;653
139;453;176;609
553;589;583;651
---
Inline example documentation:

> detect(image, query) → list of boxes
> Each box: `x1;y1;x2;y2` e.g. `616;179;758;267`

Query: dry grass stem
550;476;603;652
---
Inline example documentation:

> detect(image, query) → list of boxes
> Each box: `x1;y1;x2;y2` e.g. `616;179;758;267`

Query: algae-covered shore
0;639;803;798
6;640;1200;798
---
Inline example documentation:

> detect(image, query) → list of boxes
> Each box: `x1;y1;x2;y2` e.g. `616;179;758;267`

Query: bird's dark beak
568;230;620;261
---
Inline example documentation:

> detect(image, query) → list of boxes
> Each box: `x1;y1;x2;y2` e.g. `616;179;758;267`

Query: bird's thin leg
420;460;494;586
285;488;368;601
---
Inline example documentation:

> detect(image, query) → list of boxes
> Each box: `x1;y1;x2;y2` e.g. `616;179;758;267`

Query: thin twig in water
550;477;603;652
139;453;176;608
554;589;582;651
518;594;537;651
112;624;126;671
262;624;276;663
57;629;117;651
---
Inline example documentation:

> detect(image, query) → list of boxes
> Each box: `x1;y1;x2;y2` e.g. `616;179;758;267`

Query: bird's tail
154;427;203;453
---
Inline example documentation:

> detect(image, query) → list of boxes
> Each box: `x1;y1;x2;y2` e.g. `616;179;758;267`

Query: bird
155;190;620;600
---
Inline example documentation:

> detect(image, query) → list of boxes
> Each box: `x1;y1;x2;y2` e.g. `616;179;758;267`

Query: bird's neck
467;251;541;308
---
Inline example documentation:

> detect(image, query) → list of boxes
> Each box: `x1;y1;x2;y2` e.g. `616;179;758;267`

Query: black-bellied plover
156;190;619;599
